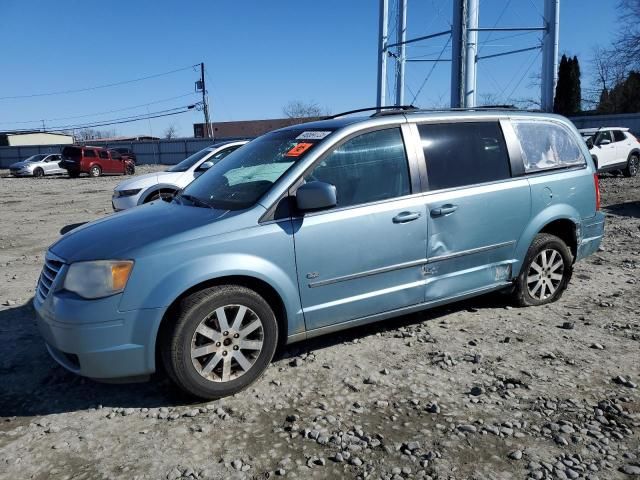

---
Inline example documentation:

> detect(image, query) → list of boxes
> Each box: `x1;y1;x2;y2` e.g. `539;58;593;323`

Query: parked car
60;145;135;177
9;154;64;177
111;140;248;211
111;147;137;165
34;109;604;399
578;127;640;176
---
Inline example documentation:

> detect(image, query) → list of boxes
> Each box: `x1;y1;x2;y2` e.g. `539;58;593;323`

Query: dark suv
111;147;137;165
60;146;135;178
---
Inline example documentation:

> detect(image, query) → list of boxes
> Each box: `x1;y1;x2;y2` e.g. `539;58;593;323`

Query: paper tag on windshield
296;131;332;140
285;143;314;157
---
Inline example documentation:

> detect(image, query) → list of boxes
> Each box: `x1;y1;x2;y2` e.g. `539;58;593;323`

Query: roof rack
328;105;418;119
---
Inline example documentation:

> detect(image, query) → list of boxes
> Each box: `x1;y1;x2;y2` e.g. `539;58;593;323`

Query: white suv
112;140;248;211
579;127;640;176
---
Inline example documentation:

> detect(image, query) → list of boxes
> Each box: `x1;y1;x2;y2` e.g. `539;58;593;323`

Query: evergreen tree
553;54;582;115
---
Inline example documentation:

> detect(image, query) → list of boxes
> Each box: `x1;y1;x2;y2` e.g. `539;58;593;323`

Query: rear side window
84;149;96;158
98;151;109;159
613;130;626;142
418;122;511;190
513;121;586;172
305;128;410;208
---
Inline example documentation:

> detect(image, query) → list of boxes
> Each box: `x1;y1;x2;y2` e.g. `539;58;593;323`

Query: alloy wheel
190;304;264;383
526;248;565;300
630;156;639;176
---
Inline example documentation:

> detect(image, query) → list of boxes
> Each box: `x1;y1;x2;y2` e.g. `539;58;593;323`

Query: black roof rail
328;105;418;119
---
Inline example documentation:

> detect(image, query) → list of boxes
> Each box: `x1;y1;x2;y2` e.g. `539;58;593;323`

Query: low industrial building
193;117;321;138
0;131;73;147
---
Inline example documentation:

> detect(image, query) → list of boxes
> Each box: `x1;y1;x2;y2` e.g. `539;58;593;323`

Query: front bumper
34;274;165;380
576;211;605;262
10;169;32;177
111;192;142;211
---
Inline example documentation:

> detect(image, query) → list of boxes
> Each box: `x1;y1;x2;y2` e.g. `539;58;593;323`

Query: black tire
160;285;278;399
623;153;639;177
125;163;135;175
33;167;44;178
89;165;102;178
513;233;573;307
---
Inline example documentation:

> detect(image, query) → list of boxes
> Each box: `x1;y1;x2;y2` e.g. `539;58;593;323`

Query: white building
0;131;74;147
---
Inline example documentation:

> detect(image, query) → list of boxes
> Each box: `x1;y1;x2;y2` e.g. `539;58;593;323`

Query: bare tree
613;0;640;69
282;100;327;118
74;128;117;142
164;124;178;139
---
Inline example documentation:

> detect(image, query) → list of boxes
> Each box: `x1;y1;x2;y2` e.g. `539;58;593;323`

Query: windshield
178;129;332;210
25;154;47;163
166;148;214;172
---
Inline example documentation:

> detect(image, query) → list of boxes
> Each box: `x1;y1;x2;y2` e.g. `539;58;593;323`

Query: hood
50;201;240;263
114;170;180;191
10;161;33;169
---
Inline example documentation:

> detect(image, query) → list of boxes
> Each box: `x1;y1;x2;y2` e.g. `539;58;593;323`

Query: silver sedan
9;154;65;177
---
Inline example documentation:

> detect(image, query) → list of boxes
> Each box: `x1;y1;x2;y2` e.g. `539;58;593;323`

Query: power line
3;104;198;133
0;93;197;125
410;34;452;105
0;64;200;100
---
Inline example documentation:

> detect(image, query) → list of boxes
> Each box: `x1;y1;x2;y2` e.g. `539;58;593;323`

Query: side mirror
598;138;611;146
296;181;337;212
197;161;214;172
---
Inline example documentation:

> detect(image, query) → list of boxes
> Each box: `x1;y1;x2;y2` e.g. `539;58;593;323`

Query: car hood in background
50;201;243;263
114;171;182;191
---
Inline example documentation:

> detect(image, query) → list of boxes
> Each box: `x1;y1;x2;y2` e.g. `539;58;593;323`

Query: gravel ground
0;166;638;480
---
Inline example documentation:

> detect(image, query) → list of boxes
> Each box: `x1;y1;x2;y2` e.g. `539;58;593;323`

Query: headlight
116;188;141;197
64;260;134;299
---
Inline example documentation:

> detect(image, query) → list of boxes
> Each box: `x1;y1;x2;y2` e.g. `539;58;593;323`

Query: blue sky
0;1;618;137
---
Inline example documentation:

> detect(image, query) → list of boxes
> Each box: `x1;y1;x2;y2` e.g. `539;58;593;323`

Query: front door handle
393;211;421;223
431;204;458;217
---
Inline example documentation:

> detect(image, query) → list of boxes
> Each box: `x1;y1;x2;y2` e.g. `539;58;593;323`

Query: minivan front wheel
161;285;278;399
514;233;573;307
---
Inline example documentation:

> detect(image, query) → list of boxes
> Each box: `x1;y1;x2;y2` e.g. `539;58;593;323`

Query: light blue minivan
34;109;605;399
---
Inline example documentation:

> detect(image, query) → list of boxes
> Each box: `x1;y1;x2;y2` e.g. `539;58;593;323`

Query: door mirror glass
296;181;337;211
197;161;214;172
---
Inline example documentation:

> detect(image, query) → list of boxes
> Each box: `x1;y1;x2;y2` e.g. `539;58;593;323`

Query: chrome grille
36;257;64;302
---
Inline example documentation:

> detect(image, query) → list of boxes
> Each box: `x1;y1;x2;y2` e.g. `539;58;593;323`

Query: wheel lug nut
216;342;221;347
233;333;239;338
233;346;239;350
223;351;228;356
223;331;229;336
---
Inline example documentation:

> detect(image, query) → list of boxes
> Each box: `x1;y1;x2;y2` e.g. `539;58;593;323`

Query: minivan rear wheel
89;165;102;177
514;233;573;307
161;285;278;399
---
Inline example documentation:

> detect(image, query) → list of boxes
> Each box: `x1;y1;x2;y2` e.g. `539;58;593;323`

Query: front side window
418;121;511;190
304;128;410;209
594;130;612;145
84;150;96;158
512;121;586;172
180;129;333;210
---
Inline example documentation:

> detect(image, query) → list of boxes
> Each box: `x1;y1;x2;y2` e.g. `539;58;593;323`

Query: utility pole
394;0;407;106
376;0;389;108
464;0;479;108
541;0;560;112
450;0;465;108
200;62;212;138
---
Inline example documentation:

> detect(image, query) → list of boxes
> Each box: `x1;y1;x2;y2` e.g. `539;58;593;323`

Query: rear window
418;121;511;190
613;130;626;142
512;121;586;172
62;147;82;160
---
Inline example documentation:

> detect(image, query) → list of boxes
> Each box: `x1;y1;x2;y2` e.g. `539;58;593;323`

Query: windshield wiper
176;194;216;209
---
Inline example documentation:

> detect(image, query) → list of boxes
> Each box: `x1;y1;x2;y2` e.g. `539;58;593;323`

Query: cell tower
376;0;560;111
